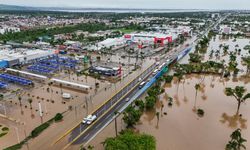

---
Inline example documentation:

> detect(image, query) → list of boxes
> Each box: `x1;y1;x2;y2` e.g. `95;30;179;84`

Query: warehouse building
0;49;55;68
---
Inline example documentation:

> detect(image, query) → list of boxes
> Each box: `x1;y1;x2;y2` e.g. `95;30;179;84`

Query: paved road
58;14;229;149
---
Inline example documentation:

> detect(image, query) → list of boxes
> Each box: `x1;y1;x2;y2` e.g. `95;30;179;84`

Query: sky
0;0;249;10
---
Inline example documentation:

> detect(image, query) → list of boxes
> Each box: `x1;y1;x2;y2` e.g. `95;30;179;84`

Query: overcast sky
0;0;249;10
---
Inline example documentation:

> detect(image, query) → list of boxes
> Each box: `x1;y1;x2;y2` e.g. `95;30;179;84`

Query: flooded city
0;6;250;150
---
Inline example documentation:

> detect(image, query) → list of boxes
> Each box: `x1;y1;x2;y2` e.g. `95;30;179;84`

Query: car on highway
82;115;97;125
152;69;158;75
139;81;146;89
126;97;130;102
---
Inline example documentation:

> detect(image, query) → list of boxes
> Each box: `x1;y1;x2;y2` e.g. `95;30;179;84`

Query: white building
124;32;178;45
0;26;20;34
0;49;55;66
88;37;126;51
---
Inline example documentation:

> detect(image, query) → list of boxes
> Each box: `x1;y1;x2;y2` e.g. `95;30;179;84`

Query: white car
126;97;130;102
62;93;71;99
82;115;97;125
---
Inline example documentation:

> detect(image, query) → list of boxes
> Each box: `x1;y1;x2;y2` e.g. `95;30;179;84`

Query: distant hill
0;4;39;11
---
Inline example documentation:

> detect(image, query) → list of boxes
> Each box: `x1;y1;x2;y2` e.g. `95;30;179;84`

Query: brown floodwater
137;74;250;150
135;35;250;150
87;36;250;150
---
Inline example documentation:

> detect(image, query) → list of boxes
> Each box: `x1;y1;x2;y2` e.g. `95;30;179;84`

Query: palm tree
225;86;250;114
174;71;183;93
226;128;247;150
160;103;164;116
242;56;250;74
87;145;94;150
28;98;33;110
156;112;160;127
18;96;22;106
194;83;201;109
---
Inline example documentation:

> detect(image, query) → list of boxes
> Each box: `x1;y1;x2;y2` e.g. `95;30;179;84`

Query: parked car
62;93;71;99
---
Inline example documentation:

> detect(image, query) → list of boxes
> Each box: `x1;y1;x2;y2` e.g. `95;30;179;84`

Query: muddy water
86;37;250;150
137;75;250;150
134;36;250;150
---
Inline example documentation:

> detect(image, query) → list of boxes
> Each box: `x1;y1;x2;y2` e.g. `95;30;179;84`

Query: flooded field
137;74;250;150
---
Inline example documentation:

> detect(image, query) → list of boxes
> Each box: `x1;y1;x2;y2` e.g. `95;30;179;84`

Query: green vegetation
145;85;162;110
224;86;250;114
31;122;50;137
54;113;63;122
0;125;9;138
174;61;224;75
0;23;109;42
122;105;142;128
243;45;250;50
195;36;210;53
0;132;8;138
104;129;156;150
117;28;136;34
2;127;9;131
197;109;205;117
242;56;250;74
168;97;173;107
189;53;202;63
226;129;247;150
164;75;173;83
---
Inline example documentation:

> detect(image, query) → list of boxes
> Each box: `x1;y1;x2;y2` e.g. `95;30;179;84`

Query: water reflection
220;112;247;129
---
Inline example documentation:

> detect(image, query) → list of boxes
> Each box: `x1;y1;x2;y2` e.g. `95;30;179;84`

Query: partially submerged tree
242;56;250;74
225;86;250;114
226;128;247;150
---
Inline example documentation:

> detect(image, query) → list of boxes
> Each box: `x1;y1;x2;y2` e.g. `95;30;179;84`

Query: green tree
226;128;247;150
134;99;145;112
225;86;250;114
242;56;250;74
104;130;156;150
164;75;173;83
54;113;63;122
122;106;142;128
145;96;156;110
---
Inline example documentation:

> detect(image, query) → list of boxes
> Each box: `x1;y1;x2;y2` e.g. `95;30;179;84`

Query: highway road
54;14;229;150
